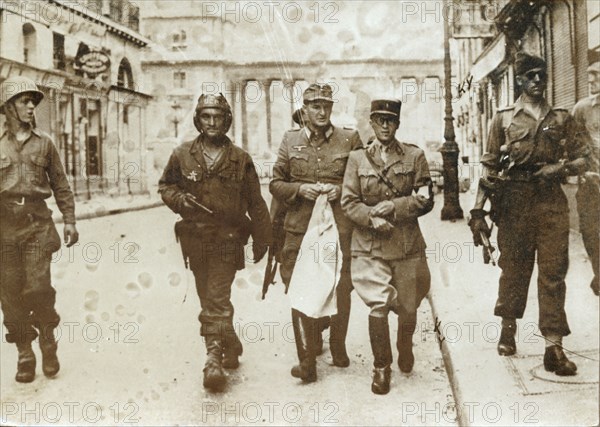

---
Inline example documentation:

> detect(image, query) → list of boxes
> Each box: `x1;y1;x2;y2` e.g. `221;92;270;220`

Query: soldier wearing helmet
158;93;272;392
0;76;78;383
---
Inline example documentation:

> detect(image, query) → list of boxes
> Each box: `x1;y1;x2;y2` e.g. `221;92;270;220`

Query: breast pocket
358;168;380;203
0;154;15;189
290;152;310;178
29;154;49;186
389;163;415;195
331;152;350;176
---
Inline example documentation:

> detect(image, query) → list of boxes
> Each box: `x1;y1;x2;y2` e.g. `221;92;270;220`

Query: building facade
452;0;597;163
138;1;447;176
0;0;152;198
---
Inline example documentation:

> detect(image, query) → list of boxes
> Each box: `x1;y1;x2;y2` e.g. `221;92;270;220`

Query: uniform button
317;147;321;151
385;192;390;196
317;158;321;162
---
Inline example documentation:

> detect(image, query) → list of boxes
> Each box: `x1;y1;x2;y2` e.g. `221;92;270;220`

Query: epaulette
497;105;515;112
287;127;301;132
402;142;420;149
552;107;569;112
343;126;355;130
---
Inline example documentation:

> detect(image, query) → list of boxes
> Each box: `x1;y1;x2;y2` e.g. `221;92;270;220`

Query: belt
0;196;45;206
505;169;538;182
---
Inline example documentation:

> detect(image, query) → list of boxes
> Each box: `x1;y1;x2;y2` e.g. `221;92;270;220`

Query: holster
174;220;218;269
174;216;251;270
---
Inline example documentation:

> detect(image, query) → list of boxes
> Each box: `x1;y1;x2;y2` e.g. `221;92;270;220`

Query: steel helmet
193;93;233;133
0;76;44;114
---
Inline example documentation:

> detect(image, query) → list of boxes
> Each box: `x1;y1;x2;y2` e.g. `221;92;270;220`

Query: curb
53;200;165;224
427;292;468;427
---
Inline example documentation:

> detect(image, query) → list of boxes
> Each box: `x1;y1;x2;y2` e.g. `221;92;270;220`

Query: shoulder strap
364;149;403;198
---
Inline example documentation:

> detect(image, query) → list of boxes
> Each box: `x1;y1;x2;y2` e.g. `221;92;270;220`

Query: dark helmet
193;93;233;133
0;76;44;114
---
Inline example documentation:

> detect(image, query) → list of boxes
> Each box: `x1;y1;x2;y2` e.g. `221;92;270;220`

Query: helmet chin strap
202;132;228;146
4;101;34;138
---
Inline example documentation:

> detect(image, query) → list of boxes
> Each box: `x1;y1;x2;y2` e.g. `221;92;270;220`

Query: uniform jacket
158;135;271;247
481;97;590;173
341;139;432;260
0;128;75;224
572;94;599;174
269;125;362;235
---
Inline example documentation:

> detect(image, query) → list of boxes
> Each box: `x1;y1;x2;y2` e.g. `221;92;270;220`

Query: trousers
576;179;599;288
495;182;570;337
0;218;61;343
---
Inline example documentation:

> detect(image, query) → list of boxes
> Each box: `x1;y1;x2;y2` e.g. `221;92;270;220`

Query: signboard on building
75;49;111;78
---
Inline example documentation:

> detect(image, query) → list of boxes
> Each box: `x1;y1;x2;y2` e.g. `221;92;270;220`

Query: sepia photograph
0;0;598;425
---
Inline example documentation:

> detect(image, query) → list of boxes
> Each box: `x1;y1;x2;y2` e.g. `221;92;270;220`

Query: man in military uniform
292;108;307;128
270;83;362;383
159;93;271;391
469;53;590;376
572;52;599;296
341;99;433;395
0;76;79;383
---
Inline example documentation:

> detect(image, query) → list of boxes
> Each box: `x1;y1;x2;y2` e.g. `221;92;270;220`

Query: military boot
39;326;60;377
369;316;393;395
497;318;517;356
397;315;416;373
15;340;36;383
544;345;577;376
222;323;243;370
203;339;226;391
290;309;317;383
315;317;329;356
330;295;350;367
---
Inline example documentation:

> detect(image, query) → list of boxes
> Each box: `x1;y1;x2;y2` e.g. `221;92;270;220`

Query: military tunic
159;135;271;336
572;94;599;293
341;139;433;319
270;125;362;317
0;129;75;343
481;97;590;336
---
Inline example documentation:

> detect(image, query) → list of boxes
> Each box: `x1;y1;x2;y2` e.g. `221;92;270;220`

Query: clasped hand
369;201;395;233
299;183;340;201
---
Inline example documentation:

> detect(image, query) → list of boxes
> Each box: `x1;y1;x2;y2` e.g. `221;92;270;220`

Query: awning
471;34;507;82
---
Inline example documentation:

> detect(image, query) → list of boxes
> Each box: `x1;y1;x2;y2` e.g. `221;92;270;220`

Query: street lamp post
440;3;464;221
171;100;182;138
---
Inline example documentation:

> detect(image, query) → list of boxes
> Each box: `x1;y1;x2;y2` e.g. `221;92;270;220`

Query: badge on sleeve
186;170;198;181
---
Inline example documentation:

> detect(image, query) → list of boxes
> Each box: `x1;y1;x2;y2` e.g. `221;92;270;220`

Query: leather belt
1;196;45;206
505;169;538;182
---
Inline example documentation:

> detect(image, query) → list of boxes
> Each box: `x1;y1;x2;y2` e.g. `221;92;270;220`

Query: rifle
479;221;496;266
262;247;278;299
478;175;506;225
262;197;288;299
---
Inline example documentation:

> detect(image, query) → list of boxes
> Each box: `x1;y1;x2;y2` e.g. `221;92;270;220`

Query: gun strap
364;149;403;197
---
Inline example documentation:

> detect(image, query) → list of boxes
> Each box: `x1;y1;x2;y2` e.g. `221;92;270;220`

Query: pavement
422;189;599;427
12;182;600;426
47;188;164;225
1;200;454;426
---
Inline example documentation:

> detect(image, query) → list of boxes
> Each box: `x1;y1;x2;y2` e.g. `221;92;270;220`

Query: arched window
117;58;134;90
22;23;36;64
